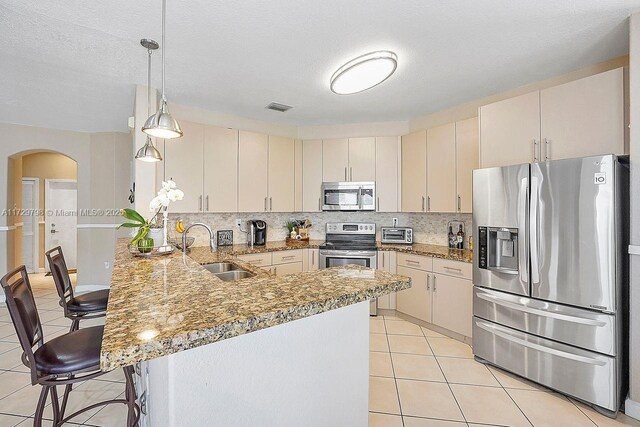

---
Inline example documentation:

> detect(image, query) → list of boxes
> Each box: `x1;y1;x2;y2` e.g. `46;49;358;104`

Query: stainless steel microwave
321;182;375;211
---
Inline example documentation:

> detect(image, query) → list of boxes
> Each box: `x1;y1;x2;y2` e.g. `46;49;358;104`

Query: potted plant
119;180;184;253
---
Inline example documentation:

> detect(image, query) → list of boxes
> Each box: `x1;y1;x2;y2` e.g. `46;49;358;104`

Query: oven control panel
326;222;376;234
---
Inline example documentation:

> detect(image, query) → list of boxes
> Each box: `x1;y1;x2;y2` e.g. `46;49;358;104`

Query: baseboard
74;284;110;294
626;398;640;421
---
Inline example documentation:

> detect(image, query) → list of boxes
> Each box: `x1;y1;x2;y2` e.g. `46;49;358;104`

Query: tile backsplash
170;212;472;249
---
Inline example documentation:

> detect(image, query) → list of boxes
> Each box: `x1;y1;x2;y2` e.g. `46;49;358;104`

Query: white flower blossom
149;181;183;211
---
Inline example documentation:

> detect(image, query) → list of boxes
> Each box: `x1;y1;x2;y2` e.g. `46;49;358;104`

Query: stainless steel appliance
247;220;267;246
319;222;378;315
321;182;375;211
472;155;629;417
381;226;413;244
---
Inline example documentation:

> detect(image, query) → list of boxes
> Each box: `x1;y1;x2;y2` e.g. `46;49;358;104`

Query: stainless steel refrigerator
472;154;629;417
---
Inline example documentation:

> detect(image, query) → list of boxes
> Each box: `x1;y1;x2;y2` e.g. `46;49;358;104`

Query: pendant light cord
161;0;166;102
147;48;152;117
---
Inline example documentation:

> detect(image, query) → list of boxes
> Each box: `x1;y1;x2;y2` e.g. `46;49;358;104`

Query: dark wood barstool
1;266;139;427
45;246;109;331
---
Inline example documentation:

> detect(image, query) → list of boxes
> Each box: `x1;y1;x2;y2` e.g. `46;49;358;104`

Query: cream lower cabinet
431;273;473;337
375;137;399;212
401;130;427;212
238;250;303;276
272;262;303;276
396;265;432;322
377;251;397;309
302;248;319;271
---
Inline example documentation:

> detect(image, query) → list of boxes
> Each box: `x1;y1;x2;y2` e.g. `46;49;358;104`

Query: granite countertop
101;240;411;371
185;239;473;264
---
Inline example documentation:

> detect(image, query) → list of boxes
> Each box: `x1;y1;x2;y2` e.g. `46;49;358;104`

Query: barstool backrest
0;266;44;384
45;246;75;314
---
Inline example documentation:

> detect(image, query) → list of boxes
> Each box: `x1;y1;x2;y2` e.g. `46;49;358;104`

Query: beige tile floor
0;273;127;426
369;314;640;427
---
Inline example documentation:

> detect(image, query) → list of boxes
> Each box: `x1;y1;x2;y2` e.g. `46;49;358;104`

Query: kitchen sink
203;262;238;274
213;270;255;282
202;262;256;282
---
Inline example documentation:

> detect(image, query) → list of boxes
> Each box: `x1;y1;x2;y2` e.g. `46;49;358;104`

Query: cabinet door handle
427;274;430;290
270;197;273;211
544;138;550;161
457;195;461;212
274;266;277;275
444;266;463;272
433;275;437;292
532;139;538;162
318;197;321;211
350;167;353;181
312;252;315;266
206;195;210;211
406;259;420;265
344;167;348;181
422;196;425;212
264;197;267;212
199;195;203;211
377;197;380;212
427;196;431;212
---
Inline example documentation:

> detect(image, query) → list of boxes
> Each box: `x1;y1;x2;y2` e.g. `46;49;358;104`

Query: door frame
21;177;39;273
44;178;78;272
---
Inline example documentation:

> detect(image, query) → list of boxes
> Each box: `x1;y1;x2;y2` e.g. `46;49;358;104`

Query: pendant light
142;0;183;139
136;39;163;162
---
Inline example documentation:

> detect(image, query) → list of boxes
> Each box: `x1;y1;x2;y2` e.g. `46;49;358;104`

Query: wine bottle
456;225;465;249
448;226;455;249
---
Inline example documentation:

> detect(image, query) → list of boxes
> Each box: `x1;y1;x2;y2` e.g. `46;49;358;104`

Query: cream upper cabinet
302;139;323;212
322;138;349;181
203;126;238;213
164;121;205;212
455;117;479;213
396;265;431;322
540;68;624;161
348;137;376;181
238;131;268;212
401;130;427;212
267;136;295;212
426;123;456;213
480;91;541;168
294;139;303;212
375;136;399;212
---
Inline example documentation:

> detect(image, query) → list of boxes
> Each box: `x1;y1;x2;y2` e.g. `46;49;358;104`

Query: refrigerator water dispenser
478;226;518;274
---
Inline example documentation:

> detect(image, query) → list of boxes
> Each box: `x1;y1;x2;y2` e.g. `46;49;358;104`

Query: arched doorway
8;150;78;275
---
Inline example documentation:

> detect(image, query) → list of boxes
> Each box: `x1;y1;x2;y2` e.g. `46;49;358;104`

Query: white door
45;179;77;270
21;178;39;273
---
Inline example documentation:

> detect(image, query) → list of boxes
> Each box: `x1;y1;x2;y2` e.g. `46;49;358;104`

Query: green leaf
130;226;149;245
117;222;143;229
122;208;147;224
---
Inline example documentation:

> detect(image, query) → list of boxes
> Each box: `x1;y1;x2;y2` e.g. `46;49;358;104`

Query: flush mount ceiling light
142;0;183;139
330;51;398;95
136;38;163;162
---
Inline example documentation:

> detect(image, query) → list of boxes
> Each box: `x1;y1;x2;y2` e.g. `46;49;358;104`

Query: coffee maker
247;220;267;246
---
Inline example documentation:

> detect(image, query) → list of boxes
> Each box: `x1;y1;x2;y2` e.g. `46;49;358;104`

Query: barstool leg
50;385;61;425
69;319;80;332
60;382;73;421
34;386;50;427
123;366;139;427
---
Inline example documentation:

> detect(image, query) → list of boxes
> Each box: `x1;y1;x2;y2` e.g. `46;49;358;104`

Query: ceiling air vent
265;102;293;112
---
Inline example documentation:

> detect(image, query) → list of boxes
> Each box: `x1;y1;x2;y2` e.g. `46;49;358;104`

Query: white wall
0;123;131;291
626;12;640;420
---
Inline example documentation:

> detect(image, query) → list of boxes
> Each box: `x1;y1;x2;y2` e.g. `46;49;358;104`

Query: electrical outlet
235;219;242;228
392;217;399;227
104;261;110;269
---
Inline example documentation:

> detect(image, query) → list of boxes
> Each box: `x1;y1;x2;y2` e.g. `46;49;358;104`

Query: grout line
501;387;536;427
422;325;469;425
567;398;602;427
382;318;405;427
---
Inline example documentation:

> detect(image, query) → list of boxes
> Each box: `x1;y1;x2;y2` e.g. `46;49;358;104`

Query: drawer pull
406;260;420;265
443;266;462;272
248;260;263;265
281;255;295;260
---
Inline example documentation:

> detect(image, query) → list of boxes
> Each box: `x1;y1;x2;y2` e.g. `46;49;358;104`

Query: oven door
319;250;378;269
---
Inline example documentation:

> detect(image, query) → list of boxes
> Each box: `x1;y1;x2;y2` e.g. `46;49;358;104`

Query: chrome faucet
182;223;216;253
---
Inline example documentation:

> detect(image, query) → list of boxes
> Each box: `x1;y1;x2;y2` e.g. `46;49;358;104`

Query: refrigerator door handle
518;177;529;284
529;175;540;285
475;320;607;366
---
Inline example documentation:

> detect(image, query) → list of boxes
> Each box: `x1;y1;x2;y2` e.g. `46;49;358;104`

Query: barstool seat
67;290;109;313
34;326;103;375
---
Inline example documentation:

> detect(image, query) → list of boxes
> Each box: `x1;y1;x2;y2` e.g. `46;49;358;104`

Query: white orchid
150;181;184;212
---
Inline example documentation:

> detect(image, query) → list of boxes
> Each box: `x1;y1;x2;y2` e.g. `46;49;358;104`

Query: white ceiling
2;0;639;132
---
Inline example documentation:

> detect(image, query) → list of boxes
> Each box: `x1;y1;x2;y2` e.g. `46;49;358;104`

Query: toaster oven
381;227;413;244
